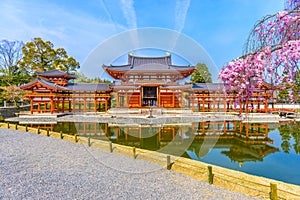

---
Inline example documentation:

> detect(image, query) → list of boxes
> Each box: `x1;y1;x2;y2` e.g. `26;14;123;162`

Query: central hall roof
103;54;195;73
128;54;172;66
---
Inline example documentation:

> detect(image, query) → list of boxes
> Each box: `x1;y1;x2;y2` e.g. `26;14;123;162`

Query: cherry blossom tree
0;85;25;106
219;0;300;107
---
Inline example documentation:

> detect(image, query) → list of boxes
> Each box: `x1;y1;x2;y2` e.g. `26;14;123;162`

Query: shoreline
1;123;299;199
5;111;298;124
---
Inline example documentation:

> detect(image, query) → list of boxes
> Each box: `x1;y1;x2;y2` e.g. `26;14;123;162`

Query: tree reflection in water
278;122;300;154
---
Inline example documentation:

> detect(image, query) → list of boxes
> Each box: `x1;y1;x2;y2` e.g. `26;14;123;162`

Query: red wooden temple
20;70;111;114
103;54;195;108
191;82;274;113
20;53;275;114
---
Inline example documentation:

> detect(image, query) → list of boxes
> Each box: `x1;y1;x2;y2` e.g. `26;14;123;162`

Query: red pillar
192;95;195;112
30;98;33;114
50;97;54;114
38;102;41;113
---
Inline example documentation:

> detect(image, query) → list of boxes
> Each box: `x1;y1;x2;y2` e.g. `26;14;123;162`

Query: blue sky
0;0;284;80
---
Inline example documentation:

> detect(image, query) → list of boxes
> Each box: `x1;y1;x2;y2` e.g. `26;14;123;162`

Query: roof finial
238;161;243;168
166;51;170;56
129;51;134;56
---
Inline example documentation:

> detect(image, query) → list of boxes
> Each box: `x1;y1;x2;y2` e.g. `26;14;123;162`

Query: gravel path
0;128;261;200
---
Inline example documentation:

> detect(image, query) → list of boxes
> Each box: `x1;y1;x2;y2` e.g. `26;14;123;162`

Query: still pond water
34;121;300;185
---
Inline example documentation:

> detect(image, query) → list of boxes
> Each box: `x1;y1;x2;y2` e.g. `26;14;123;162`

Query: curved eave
37;70;77;80
103;68;126;80
104;68;195;80
38;74;77;80
20;79;66;91
179;68;196;78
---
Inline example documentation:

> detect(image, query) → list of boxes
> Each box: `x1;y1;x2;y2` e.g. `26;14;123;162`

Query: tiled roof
65;83;111;91
161;85;192;90
192;82;274;92
20;79;111;92
192;83;225;91
103;54;195;72
128;55;172;66
37;70;77;79
19;78;67;90
112;85;141;90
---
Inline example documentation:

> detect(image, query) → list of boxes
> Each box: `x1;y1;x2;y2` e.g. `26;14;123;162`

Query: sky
0;0;285;81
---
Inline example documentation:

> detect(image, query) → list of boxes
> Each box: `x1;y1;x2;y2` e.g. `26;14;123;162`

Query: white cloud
120;0;137;29
175;0;190;32
0;0;127;63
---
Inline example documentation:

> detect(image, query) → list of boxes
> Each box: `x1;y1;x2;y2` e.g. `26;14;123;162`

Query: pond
31;121;300;185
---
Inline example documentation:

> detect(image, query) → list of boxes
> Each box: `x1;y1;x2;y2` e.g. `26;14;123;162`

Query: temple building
20;53;275;114
20;70;111;114
103;54;195;108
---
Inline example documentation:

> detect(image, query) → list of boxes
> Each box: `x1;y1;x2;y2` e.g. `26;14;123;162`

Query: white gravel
0;128;261;200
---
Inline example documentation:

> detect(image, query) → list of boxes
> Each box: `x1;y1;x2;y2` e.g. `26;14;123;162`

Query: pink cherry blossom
219;0;300;105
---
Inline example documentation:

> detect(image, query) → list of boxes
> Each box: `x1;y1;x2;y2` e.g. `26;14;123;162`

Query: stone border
0;122;299;199
6;112;290;124
0;105;30;118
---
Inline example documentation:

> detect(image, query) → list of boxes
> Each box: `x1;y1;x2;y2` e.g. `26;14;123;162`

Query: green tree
190;63;212;83
73;71;111;83
0;40;30;86
18;37;80;74
277;71;300;103
278;123;300;154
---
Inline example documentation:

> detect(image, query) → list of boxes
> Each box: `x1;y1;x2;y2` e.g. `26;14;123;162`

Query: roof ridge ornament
130;53;134;69
165;53;171;69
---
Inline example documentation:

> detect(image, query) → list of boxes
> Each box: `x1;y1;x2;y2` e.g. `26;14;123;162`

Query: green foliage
190;63;212;83
278;123;300;154
73;71;111;83
292;72;300;102
277;71;300;103
278;89;289;102
18;37;80;74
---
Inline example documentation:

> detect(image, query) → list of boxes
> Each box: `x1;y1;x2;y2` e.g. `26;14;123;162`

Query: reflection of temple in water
190;121;279;166
31;121;279;165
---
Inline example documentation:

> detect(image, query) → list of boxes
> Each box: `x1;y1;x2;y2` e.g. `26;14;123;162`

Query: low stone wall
1;122;299;199
0;105;30;119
